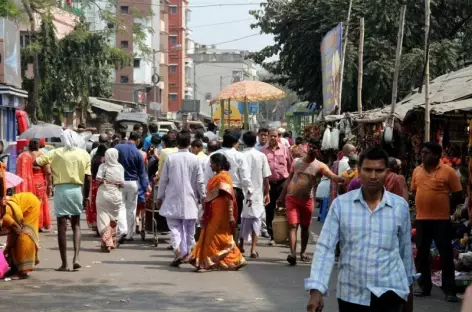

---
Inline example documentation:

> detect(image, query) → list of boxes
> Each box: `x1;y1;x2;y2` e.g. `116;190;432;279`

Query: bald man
338;144;357;175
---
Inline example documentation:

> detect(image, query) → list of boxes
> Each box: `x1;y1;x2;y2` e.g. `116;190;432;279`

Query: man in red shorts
278;139;343;265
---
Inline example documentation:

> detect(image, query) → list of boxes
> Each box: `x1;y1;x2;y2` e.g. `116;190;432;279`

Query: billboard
0;18;22;88
320;23;343;114
182;99;200;113
237;102;259;115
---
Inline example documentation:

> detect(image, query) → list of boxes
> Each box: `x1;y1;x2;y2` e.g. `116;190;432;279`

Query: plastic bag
330;128;340;150
321;127;331;150
383;126;393;143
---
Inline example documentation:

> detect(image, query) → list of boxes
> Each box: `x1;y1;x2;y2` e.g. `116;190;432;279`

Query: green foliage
0;0;20;17
250;0;472;112
21;16;131;122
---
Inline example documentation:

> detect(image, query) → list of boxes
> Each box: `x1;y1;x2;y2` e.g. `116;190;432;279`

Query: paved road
0;202;462;312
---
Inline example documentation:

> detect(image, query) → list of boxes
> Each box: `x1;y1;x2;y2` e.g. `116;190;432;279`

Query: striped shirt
304;188;415;306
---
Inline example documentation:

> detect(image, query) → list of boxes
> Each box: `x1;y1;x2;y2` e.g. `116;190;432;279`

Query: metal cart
140;186;169;246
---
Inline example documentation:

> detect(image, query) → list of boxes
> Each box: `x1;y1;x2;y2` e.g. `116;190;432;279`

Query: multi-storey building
81;0;169;114
189;44;259;117
167;0;191;112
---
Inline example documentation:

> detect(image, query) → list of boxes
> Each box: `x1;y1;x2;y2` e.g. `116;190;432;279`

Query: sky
188;0;274;52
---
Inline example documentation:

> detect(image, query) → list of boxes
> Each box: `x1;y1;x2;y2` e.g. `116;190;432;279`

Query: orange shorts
286;195;314;227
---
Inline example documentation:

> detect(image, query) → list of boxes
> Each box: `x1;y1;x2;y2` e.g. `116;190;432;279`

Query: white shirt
203;147;254;196
90;147;98;159
241;148;271;218
280;137;291;148
338;156;350;175
204;131;217;141
157;149;205;219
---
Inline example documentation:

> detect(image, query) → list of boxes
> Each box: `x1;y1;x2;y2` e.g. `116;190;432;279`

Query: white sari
96;148;125;247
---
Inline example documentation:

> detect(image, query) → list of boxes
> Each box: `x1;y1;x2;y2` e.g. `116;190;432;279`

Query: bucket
272;209;289;244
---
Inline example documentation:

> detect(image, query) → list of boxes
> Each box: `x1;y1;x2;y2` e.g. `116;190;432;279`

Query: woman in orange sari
0;185;40;279
16;139;52;231
190;153;246;272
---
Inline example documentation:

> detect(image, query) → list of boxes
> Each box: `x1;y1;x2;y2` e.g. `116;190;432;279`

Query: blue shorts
54;184;83;217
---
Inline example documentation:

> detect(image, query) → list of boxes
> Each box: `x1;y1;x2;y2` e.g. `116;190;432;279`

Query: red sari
86;180;99;231
16;152;51;230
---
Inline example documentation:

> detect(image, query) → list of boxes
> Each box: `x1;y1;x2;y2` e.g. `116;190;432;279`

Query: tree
0;0;20;17
249;0;472;112
18;0;153;122
21;16;131;123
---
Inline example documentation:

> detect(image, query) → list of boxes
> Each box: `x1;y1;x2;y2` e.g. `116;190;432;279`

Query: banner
237;102;259;115
320;23;343;114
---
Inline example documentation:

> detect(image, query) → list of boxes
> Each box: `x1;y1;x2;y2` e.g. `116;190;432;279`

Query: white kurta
241;147;271;219
157;149;205;220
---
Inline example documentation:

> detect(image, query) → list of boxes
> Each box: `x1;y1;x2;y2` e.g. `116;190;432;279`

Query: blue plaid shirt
304;188;415;306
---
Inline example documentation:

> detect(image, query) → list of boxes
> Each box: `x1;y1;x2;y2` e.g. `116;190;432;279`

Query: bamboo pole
357;17;365;115
424;0;431;141
338;0;353;114
389;5;407;126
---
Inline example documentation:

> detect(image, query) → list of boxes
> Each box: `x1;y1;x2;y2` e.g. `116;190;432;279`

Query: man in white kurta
157;131;205;266
239;131;271;257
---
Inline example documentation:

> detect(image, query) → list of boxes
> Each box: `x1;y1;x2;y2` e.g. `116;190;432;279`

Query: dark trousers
265;179;286;239
415;220;456;295
338;291;405;312
233;187;244;225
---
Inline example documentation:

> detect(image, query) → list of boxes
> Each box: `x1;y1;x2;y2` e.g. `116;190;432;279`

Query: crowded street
0;201;461;312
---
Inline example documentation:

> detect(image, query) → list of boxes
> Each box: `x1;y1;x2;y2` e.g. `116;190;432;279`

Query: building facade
81;0;169;114
167;0;191;112
189;44;259;118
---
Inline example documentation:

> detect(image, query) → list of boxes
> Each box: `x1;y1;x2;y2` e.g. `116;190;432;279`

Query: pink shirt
260;143;293;182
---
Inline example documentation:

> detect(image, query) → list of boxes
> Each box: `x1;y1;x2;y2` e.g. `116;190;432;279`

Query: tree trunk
22;1;39;123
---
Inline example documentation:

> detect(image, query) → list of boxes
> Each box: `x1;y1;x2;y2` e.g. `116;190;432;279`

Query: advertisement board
0;18;22;88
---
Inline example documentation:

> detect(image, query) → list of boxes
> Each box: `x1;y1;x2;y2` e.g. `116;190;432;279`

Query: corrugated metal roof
357;65;472;121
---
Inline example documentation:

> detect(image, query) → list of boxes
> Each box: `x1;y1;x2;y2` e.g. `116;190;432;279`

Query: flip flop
55;266;70;272
287;255;297;266
300;255;312;262
250;252;259;259
170;258;183;267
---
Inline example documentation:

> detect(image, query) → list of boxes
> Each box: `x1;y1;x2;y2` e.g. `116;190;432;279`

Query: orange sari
190;171;246;271
1;193;40;274
16;152;51;229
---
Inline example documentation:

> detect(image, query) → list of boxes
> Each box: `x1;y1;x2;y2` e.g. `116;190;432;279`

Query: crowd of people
0;121;470;311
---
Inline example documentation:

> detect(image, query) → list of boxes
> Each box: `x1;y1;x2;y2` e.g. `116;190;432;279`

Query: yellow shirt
196;151;207;160
36;147;91;185
157;147;178;176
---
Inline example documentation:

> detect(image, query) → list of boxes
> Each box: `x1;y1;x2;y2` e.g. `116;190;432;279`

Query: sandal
250;252;259;259
170;258;183;267
287;254;297;266
300;255;312;262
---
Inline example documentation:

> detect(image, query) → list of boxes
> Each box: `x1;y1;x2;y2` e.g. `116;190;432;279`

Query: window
120;40;129;48
169;36;177;46
133;59;141;68
169;65;177;73
169;94;178;102
170;6;177;14
120;76;129;83
204;92;212;100
120;6;129;14
107;22;114;29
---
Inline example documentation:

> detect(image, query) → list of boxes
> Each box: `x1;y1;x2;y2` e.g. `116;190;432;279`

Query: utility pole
424;0;431;141
193;62;197;118
357;17;364;115
152;49;158;119
338;0;353;113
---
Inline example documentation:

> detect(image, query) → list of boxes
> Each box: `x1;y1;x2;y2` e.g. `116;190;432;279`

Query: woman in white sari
96;148;125;252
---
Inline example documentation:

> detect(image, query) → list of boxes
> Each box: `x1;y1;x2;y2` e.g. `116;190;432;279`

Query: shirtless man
278;139;343;265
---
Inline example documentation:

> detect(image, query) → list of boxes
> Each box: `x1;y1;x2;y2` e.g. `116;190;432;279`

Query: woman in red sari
87;144;108;234
190;153;246;272
16;139;52;231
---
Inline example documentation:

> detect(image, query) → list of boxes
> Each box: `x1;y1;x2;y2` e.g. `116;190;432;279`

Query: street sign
238;102;259;115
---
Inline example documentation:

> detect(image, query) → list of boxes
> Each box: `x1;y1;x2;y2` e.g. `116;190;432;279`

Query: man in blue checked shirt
306;147;415;312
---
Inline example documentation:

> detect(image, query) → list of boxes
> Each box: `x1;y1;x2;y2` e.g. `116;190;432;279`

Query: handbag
0;251;9;278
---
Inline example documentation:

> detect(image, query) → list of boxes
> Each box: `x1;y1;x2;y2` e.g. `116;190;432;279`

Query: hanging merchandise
331;125;340;150
321;126;332;150
383;126;393;143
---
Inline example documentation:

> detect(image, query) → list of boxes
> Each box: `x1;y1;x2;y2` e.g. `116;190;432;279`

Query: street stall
213;80;287;132
285;101;318;137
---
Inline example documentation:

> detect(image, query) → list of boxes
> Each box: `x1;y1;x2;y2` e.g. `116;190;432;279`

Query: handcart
140;185;169;246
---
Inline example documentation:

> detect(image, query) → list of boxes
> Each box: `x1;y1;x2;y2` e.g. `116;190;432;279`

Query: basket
272;208;289;244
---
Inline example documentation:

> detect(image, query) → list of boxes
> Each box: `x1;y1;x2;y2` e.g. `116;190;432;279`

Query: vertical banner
320;23;343;115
